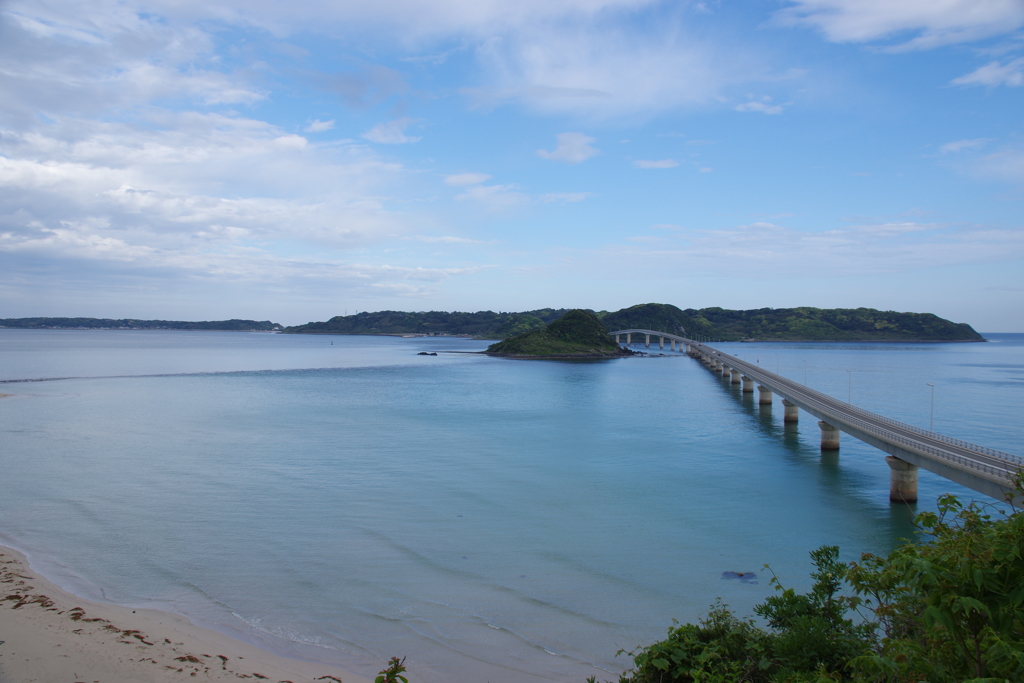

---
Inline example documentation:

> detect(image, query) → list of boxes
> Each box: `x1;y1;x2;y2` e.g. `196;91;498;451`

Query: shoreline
0;543;370;683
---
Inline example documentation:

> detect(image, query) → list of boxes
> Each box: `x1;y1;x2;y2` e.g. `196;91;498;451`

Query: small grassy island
485;309;634;359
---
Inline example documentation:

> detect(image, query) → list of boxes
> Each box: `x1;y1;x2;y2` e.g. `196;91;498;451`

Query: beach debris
10;593;55;609
316;677;343;683
176;655;202;663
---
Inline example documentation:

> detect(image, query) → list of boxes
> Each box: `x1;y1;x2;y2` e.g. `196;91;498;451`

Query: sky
1;0;1023;330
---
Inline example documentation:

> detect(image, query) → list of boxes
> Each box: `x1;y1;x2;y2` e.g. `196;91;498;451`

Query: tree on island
486;309;633;358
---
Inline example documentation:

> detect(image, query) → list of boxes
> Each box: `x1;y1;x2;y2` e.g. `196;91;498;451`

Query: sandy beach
0;545;370;683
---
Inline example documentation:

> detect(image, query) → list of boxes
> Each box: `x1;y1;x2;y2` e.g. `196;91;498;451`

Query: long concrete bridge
609;330;1023;504
609;329;690;352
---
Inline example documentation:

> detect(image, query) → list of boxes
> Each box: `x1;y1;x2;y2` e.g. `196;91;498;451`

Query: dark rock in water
721;571;758;584
417;352;438;356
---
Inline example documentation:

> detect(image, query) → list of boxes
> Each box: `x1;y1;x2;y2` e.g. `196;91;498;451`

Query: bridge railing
693;344;1022;483
867;414;1024;466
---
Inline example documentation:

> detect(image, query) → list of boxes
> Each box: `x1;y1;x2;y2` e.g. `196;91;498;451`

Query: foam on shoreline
0;544;369;683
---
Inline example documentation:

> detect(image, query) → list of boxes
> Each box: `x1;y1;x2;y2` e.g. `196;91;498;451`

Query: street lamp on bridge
927;383;935;431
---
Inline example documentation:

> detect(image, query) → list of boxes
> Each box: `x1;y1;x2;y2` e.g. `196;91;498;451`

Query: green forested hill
600;303;983;342
695;306;981;341
2;307;980;340
0;317;283;331
283;309;569;337
486;310;629;357
282;303;981;341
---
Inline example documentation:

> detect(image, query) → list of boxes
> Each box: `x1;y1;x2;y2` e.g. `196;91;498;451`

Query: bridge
609;330;1023;504
609;329;690;351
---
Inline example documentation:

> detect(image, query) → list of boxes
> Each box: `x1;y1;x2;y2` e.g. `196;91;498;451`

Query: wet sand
0;545;369;683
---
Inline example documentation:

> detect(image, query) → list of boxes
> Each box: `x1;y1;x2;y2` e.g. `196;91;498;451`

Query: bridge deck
691;342;1023;503
609;329;687;343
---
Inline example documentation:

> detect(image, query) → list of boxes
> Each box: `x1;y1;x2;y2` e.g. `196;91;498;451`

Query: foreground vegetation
285;304;982;342
609;480;1024;683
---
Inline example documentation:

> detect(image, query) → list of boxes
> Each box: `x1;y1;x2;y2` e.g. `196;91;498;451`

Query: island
4;305;982;342
484;309;635;359
602;303;984;342
281;309;571;338
285;303;983;342
0;318;283;331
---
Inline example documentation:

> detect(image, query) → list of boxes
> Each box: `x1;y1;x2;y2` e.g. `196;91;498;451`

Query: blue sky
1;0;1023;329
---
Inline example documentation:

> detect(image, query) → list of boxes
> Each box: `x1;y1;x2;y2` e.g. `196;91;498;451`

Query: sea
1;329;1022;683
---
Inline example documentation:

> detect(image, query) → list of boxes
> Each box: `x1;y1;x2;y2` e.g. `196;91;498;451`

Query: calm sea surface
1;330;1022;682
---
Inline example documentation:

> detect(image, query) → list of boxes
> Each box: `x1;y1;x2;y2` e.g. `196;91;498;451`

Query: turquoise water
1;330;1022;682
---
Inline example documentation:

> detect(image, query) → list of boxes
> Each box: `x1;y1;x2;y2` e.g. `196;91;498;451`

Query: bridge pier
627;333;632;345
730;369;742;384
886;456;919;504
666;338;1020;503
818;421;840;450
645;334;650;348
659;336;664;350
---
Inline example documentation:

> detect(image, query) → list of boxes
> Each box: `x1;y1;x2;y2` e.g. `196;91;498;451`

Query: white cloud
735;97;784;114
633;159;679;169
699;167;712;173
951;57;1024;87
444;173;491;186
305;119;336;132
413;235;483;244
972;146;1024;184
775;0;1024;50
940;138;995;153
0;113;417;278
537;132;599;164
454;183;530;210
451;184;592;209
539;192;595;203
595;220;1024;278
463;20;752;120
361;118;422;144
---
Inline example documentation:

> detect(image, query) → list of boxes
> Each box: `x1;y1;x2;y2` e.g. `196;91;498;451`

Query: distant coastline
1;304;985;342
0;317;283;332
285;303;984;343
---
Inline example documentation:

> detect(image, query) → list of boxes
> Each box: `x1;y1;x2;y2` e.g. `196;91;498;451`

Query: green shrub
610;477;1024;683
